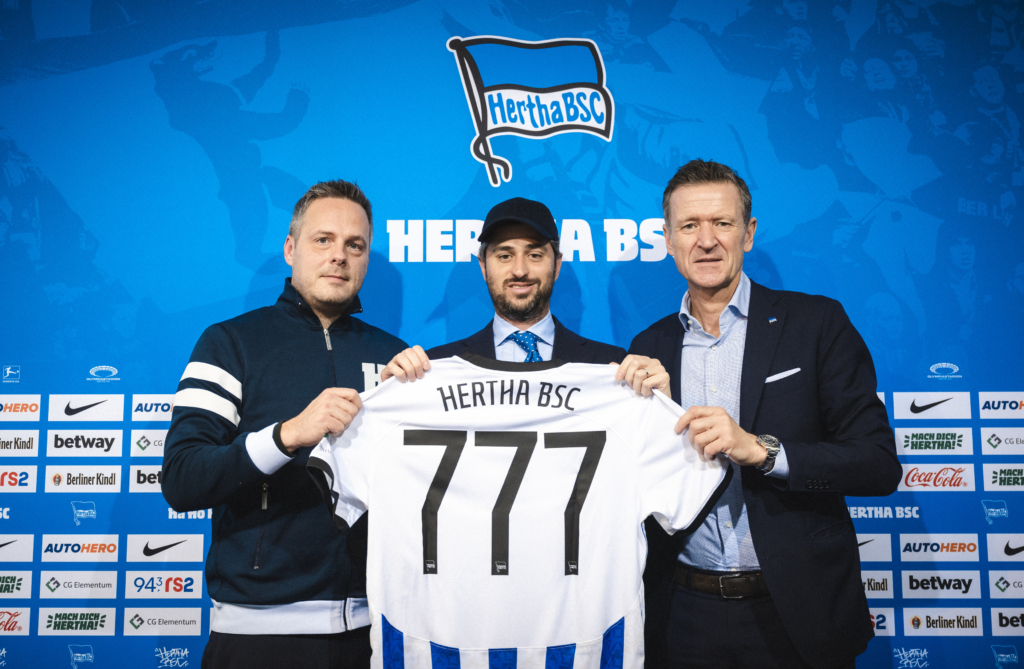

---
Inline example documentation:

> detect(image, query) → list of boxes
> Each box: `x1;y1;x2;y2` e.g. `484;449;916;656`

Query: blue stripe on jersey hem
489;648;516;669
431;641;461;669
600;617;625;669
545;643;576;669
382;615;404;669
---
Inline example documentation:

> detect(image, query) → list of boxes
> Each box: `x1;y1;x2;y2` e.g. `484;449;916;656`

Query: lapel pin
768;317;777;323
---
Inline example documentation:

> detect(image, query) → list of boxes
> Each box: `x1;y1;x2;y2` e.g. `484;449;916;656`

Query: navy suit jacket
427;316;626;364
630;281;901;669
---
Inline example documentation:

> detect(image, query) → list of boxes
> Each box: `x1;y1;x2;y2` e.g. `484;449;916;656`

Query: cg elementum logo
129;613;144;630
45;577;60;593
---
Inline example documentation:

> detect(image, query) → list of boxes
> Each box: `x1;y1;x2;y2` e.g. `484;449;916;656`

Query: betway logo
901;534;979;562
47;431;122;457
898;464;974;491
903;571;980;598
993;609;1024;636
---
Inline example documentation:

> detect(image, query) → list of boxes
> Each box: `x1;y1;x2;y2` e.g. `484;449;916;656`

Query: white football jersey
308;355;728;669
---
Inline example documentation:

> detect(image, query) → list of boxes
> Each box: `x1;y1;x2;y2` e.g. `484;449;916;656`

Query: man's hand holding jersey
675;405;767;467
381;345;431;382
279;388;363;452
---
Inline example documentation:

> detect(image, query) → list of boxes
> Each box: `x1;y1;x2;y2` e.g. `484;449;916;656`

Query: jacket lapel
738;282;785;432
551;317;581;361
668;321;684;405
463;323;499;359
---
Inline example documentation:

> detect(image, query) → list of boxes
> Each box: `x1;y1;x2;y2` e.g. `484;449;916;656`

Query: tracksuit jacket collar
276;278;363;330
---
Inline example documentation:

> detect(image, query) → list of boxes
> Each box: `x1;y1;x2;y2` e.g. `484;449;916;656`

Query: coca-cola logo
903;467;969;488
0;610;23;632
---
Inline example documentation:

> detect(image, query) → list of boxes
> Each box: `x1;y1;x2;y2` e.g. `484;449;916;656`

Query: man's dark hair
662;159;752;225
290;179;373;240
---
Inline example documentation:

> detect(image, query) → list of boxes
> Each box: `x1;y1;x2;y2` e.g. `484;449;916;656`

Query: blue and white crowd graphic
2;1;1024;667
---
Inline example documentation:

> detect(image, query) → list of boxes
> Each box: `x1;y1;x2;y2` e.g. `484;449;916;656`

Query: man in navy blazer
633;160;901;669
383;197;661;388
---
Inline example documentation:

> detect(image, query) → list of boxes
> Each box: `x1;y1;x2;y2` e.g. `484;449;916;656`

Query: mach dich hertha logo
448;36;614;186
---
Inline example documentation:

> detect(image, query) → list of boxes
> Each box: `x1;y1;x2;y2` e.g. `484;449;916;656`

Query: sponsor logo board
126;535;204;563
989;535;1024;562
870;608;895;636
131;395;174;422
994;609;1024;636
986;464;1024;491
41;535;118;563
0;608;29;635
46;430;122;457
858;534;892;562
0;430;37;457
902;570;980;598
40;572;117;599
0;396;40;422
898;464;975;491
893;392;971;419
129;466;162;493
124;607;201;636
901;534;979;562
862;570;893;598
981;393;1024;419
986;429;1024;455
45;466;120;493
991;571;1024;599
38;608;115;636
895;428;973;455
48;395;123;422
849;505;920;519
125;572;202;599
130;429;166;458
0;466;35;493
0;536;33;562
903;607;983;636
0;572;30;598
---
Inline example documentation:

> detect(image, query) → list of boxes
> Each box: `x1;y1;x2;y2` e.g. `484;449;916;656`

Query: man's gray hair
289;180;373;240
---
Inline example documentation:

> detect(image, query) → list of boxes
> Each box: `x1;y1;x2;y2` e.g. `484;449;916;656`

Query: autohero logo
39;571;117;599
900;534;979;562
447;36;614;186
988;535;1024;562
0;536;34;562
130;429;166;458
987;429;1024;455
903;607;983;636
861;570;893;598
47;431;122;457
893;392;971;419
45;466;119;493
898;464;975;491
123;607;201;636
168;508;211;520
39;608;115;636
984;500;1010;525
1;366;19;384
902;571;980;599
895;428;972;455
981;393;1024;418
0;430;38;456
125;571;202;599
986;465;1024;491
0;573;30;598
871;608;895;637
927;362;962;380
993;610;1024;637
41;535;119;563
857;534;892;562
0;466;36;493
132;395;174;422
130;466;162;493
126;535;204;562
0;609;29;636
991;571;1024;599
848;505;920;519
86;366;119;383
0;396;40;422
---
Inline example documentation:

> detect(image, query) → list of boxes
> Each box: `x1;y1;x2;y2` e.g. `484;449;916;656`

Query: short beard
490;280;553;325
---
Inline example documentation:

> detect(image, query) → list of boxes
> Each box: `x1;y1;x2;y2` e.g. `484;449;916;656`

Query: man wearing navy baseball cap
381;197;667;391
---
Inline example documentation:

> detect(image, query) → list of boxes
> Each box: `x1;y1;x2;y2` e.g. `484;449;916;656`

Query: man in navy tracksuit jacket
163;180;406;669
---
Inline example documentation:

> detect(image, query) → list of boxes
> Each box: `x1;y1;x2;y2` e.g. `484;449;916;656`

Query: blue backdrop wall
1;1;1023;667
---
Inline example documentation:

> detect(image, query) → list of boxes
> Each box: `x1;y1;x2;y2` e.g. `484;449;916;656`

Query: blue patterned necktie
504;330;544;362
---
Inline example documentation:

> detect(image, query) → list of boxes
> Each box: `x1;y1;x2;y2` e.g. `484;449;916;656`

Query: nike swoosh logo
0;540;16;550
858;539;874;547
64;400;107;416
1005;542;1024;557
142;540;186;557
910;398;953;414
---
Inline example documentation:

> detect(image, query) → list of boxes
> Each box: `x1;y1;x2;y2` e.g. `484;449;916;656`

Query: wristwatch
755;434;781;473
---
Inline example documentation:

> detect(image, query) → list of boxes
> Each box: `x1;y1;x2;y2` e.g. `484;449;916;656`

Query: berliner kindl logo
448;36;615;186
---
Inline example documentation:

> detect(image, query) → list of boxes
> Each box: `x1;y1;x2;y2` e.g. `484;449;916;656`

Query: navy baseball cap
478;197;559;244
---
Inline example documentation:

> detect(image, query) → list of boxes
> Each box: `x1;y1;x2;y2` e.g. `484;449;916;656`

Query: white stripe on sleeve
174;388;241;426
181;361;243;400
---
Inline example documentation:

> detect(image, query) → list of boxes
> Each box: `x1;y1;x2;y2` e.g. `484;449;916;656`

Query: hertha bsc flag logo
448;36;615;186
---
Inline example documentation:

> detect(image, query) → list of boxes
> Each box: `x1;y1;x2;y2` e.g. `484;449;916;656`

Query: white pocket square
765;368;801;384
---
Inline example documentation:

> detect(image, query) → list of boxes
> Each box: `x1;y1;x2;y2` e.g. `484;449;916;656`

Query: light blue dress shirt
677;273;789;571
492;312;555;362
